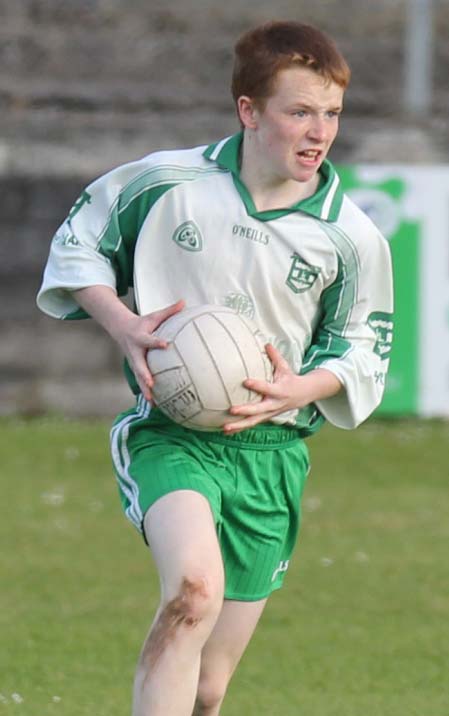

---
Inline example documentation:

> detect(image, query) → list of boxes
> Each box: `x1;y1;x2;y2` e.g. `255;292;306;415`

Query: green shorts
110;396;310;601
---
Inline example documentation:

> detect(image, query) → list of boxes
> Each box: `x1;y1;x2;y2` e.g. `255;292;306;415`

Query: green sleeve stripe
95;163;224;256
301;337;353;373
98;183;175;255
329;222;362;272
319;222;360;332
96;183;177;295
320;250;355;335
119;164;224;212
301;223;360;372
93;164;226;295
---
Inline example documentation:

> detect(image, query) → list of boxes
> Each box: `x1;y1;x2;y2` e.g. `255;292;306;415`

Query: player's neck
239;135;320;213
242;175;320;213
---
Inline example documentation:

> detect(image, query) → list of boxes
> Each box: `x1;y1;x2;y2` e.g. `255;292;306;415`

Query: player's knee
195;670;229;713
142;576;223;670
169;574;223;624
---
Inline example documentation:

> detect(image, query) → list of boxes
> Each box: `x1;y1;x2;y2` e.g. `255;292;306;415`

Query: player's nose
307;116;327;142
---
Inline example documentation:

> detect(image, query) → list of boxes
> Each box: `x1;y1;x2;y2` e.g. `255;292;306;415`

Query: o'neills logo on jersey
232;224;270;245
367;311;394;359
286;253;321;293
172;221;203;251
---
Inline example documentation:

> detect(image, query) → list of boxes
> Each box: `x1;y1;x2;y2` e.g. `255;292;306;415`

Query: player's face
249;66;344;184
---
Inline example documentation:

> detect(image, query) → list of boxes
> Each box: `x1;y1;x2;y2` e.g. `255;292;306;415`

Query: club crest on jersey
286;253;321;293
367;311;394;359
172;221;203;252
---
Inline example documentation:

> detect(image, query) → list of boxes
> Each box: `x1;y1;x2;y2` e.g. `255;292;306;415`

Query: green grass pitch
1;417;448;715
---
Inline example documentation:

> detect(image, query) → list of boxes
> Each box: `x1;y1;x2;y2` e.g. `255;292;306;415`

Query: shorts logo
286;253;321;293
368;311;394;359
172;221;203;252
271;560;290;582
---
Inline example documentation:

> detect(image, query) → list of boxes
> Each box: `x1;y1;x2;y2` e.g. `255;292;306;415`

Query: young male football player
37;20;393;716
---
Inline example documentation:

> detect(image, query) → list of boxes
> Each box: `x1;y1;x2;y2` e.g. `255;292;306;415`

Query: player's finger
223;409;279;433
242;377;273;395
228;397;279;417
223;416;256;433
265;343;291;372
145;336;169;350
149;299;185;329
243;377;289;398
130;355;154;401
136;375;153;402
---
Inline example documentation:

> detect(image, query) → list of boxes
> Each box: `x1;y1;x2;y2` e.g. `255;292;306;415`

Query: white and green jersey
37;132;394;434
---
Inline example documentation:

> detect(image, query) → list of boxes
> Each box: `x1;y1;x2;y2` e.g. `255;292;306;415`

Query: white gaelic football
147;305;273;430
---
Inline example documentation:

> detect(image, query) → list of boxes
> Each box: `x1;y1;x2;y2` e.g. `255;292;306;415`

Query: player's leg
133;490;225;716
193;597;267;716
190;429;311;715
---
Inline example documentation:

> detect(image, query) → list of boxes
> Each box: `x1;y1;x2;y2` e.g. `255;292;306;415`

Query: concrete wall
1;0;448;416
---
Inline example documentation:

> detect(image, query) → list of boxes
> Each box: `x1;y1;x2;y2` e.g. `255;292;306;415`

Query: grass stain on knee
142;577;208;673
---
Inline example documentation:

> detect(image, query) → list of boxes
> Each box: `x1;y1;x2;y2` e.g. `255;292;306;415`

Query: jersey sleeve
301;225;394;429
36;160;147;319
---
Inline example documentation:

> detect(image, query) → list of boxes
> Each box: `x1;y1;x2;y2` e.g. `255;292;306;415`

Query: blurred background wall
1;0;448;417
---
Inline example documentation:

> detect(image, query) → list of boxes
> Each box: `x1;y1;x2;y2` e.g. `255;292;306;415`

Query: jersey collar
203;132;344;222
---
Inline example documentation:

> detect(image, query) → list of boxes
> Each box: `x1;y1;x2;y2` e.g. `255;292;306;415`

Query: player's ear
237;96;259;130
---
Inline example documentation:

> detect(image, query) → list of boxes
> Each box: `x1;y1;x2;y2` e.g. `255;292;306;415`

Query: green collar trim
203;132;344;222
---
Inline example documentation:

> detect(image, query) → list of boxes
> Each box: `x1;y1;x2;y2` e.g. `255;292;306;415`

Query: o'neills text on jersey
232;224;270;245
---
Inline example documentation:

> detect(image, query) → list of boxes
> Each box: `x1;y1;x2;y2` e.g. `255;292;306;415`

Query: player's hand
115;299;185;401
223;344;301;433
223;344;342;434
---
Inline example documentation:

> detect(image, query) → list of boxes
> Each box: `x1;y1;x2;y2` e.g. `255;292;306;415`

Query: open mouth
297;149;322;161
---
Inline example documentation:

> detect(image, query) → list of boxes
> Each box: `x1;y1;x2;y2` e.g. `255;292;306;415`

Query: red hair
231;20;350;110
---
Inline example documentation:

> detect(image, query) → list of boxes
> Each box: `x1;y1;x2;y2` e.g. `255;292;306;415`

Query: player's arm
225;224;393;434
37;156;163;322
224;343;342;434
72;286;184;401
301;229;394;429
